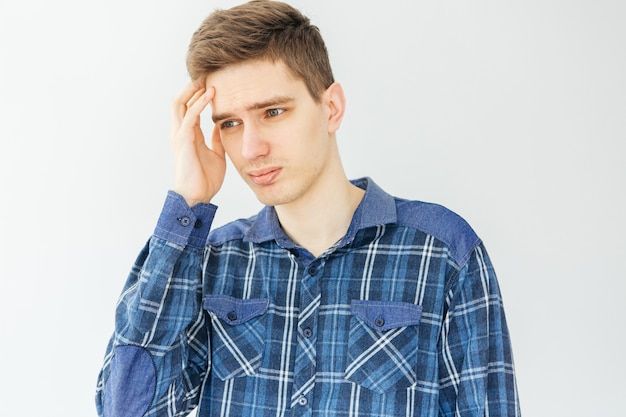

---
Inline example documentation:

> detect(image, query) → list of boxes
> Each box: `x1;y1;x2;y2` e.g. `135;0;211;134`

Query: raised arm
96;84;225;417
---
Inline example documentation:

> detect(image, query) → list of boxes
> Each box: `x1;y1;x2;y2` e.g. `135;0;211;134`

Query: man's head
186;0;334;102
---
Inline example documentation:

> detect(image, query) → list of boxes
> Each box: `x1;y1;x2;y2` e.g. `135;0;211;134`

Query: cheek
221;141;242;167
290;113;326;146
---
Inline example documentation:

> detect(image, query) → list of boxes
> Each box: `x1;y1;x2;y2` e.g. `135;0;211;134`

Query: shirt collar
243;177;397;246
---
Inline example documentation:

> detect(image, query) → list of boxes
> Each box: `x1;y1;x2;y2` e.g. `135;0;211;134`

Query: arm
438;244;521;417
95;194;216;417
96;83;226;416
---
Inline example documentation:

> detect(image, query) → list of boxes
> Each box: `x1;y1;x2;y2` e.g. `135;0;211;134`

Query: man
96;1;520;416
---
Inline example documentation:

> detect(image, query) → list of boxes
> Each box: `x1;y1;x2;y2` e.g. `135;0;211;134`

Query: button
308;266;317;275
194;219;202;229
178;216;191;227
374;317;385;327
227;311;237;321
302;327;313;338
297;396;308;406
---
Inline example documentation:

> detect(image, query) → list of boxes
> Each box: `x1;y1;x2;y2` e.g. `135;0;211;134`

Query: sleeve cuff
153;191;217;248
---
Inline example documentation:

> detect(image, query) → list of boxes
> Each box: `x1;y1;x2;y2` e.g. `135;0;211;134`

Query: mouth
248;167;282;186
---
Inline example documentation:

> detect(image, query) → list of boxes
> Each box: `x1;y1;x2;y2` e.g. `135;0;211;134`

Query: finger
174;81;204;107
186;87;206;109
179;87;214;132
210;124;225;158
170;82;205;126
179;87;206;137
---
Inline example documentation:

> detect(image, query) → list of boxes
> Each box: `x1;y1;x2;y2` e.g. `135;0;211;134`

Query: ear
322;82;346;134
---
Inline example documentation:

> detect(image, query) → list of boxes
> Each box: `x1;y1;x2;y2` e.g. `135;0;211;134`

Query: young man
96;1;520;416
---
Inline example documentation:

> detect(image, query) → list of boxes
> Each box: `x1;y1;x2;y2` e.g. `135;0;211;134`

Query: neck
275;172;364;258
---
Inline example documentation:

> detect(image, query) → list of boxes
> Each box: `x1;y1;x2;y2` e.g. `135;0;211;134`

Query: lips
248;167;281;186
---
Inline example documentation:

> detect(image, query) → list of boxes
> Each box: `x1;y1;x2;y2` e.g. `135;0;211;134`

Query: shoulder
394;198;481;267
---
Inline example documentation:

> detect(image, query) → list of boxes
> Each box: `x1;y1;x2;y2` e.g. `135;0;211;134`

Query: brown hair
186;0;334;101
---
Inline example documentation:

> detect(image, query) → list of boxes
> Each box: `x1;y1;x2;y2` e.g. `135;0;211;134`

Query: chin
252;185;298;207
254;193;290;207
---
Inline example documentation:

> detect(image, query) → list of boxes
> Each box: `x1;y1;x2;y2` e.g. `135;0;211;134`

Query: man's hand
171;82;226;206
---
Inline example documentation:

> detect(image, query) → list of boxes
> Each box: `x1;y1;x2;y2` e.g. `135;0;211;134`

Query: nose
240;123;269;161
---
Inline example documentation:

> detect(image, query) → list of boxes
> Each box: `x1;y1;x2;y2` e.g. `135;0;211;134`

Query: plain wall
1;1;624;415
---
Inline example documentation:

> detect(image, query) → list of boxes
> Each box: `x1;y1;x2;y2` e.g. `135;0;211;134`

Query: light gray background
1;1;624;416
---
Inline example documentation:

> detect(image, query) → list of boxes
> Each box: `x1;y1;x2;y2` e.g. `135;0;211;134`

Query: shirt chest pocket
203;295;269;381
344;300;423;394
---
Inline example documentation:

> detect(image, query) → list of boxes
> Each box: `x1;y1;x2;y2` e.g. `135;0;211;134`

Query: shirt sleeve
438;243;521;417
95;192;217;417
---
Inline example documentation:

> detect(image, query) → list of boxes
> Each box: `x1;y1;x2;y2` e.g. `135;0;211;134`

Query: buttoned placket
290;258;323;416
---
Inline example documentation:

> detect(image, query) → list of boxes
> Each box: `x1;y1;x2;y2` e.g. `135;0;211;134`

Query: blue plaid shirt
96;178;520;417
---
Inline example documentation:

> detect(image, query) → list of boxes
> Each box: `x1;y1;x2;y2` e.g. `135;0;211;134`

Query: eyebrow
211;95;295;124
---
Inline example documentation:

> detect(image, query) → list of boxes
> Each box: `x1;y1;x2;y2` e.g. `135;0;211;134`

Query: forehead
206;60;308;111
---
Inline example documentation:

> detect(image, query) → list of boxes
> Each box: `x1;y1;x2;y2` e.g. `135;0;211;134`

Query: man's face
206;60;336;208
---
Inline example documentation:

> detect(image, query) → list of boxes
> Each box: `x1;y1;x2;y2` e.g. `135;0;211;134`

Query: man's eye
266;108;285;118
221;120;241;129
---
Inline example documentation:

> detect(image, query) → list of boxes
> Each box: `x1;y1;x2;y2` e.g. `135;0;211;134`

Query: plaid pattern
96;178;520;417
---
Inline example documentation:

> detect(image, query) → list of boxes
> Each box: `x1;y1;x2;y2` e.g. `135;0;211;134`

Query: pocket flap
204;295;269;325
351;300;422;331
